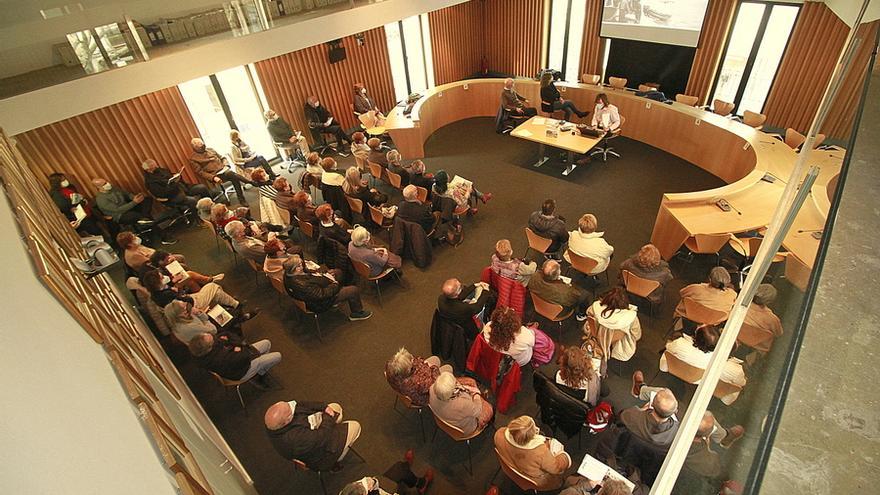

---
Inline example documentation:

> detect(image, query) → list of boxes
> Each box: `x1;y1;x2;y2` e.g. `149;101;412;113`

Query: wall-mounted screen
600;0;710;47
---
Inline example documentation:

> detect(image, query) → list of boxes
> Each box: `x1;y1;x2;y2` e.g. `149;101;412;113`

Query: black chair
495;105;529;134
429;309;473;374
533;371;591;446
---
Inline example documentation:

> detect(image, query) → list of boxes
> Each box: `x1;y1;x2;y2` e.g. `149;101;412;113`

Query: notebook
165;260;189;281
577;454;635;491
207;305;233;327
73;204;87;222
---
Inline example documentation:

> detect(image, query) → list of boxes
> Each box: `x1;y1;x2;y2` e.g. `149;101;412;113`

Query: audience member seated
528;199;569;254
490;239;537;284
249;169;278;202
265;400;361;471
618;243;673;304
685;411;745;478
229;130;276;181
149;250;220;293
501;78;538;118
529;259;591;320
386;149;411;186
305;95;352;145
265;109;310;159
320;157;346;188
338;454;434;495
305;151;323;182
352;83;385;123
367;137;388;166
189;137;254;206
188;331;279;388
620;383;679;447
292;191;319;226
674;267;737;322
744;284;783;342
348;226;402;277
165;299;232;344
438;278;494;337
564;213;614;276
142;158;212;210
283;254;373;321
92;177;177;244
196;198;215;222
48;172;106;237
591;93;622;132
432;170;492;216
385;347;452;407
118;231;183;273
142;268;242;312
316;204;352;246
587;287;642;362
263;238;293;283
343;166;388;206
428;371;494;436
540;71;588;121
350;132;370;169
210;203;239;231
482;306;555;367
494;415;571;491
554;346;605;405
408;160;434;194
398;185;440;233
225;220;270;263
660;325;747;405
560;477;633;495
271;177;297;216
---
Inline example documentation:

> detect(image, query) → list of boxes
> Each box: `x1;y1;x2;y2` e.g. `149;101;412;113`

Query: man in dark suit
142;158;213;210
397;185;440;233
528;199;569;254
527;260;590;320
284;255;372;321
188;331;280;388
264;400;361;471
437;278;494;338
500;78;537;117
304;95;352;146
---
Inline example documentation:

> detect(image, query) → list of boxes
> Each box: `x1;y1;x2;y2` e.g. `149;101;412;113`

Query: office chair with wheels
590;115;626;162
273;141;305;172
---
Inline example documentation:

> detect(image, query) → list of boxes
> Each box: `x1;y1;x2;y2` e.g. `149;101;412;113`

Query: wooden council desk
384;79;842;288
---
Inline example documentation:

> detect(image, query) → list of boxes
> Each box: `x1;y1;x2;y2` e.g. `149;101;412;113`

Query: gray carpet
129;118;804;494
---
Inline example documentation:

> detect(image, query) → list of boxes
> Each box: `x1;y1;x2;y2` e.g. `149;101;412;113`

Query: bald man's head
264;401;295;430
696;411;715;438
441;278;461;298
542;259;561;280
651;388;678;420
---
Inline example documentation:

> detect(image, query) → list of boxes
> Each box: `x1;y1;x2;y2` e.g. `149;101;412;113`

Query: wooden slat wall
684;0;737;105
762;1;849;133
429;1;484;85
253;28;395;144
14;88;200;197
579;0;605;77
821;20;880;141
483;0;545;77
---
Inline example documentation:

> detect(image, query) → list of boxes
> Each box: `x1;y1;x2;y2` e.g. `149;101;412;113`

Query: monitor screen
600;0;710;47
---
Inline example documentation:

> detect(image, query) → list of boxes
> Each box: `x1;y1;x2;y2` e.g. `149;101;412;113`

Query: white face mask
596;103;604;110
161;275;171;286
101;183;112;192
60;179;70;188
361;88;367;95
314;101;320;108
133;236;142;246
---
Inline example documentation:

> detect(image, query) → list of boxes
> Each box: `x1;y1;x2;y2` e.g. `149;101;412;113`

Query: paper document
533;117;546;125
517;129;533;138
464;285;484;304
165;260;189;281
577;454;635;491
73;205;87;221
167;172;182;184
307;411;324;430
207;305;233;327
560;275;572;285
548;438;564;456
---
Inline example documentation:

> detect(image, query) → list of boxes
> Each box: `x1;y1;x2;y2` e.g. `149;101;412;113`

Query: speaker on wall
328;39;346;64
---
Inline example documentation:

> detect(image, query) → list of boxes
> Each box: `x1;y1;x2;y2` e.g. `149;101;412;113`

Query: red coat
466;333;522;414
481;267;527;317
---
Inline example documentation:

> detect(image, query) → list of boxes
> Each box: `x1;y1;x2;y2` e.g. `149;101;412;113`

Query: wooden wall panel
253;28;396;144
483;0;545;77
14;88;201;197
684;0;737;105
429;1;484;85
821;20;880;141
579;0;604;77
762;1;849;133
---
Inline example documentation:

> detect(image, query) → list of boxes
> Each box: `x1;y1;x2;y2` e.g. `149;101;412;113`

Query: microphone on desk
712;198;742;215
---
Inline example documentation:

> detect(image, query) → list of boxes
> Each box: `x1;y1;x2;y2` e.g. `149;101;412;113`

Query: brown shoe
484;486;499;495
720;425;745;448
631;370;645;398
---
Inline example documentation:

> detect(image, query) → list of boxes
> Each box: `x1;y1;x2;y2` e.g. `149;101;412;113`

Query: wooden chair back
582;73;601;85
713;380;743;402
268;275;286;296
386;170;403;189
687;233;731;254
682;298;729;325
638;83;659;93
662;351;704;384
530;292;570;322
567;249;600;275
415;186;429;204
524;227;552;254
495;447;541;491
368;161;384;181
291;459;310;472
352;259;375;280
368;204;387;227
812;133;827;149
712;99;735;116
675;94;699;106
345;196;364;215
210;371;247;387
622;269;660;298
354;155;368;171
784;128;806;149
246;258;263;274
298;219;315;239
292;298;313;315
608;76;628;89
742;110;766;128
737;321;775;353
431;410;487;441
384;370;422;410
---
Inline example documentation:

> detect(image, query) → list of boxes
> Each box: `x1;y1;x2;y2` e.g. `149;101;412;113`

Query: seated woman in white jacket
660;324;747;405
586;287;641;364
564;213;614;275
482;306;536;367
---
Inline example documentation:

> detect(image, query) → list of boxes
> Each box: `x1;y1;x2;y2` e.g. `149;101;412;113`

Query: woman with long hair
482;306;555;367
539;71;588;122
586;286;642;362
554;346;605;406
342;166;388;206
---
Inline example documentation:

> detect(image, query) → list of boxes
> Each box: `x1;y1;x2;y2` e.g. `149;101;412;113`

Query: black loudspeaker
328;40;346;64
605;38;696;97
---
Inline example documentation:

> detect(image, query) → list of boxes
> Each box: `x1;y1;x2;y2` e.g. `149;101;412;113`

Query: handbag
530;327;556;366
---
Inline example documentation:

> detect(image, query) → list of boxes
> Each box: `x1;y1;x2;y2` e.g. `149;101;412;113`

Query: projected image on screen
601;0;710;47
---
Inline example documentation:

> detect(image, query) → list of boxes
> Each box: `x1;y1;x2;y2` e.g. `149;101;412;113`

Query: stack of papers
577;454;636;491
533;117;546;126
518;129;533;138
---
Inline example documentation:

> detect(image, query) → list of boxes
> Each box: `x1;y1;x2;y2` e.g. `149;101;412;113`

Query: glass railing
0;0;360;99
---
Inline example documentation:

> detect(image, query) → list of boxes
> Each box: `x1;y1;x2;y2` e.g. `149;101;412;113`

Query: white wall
0;188;178;495
822;0;880;26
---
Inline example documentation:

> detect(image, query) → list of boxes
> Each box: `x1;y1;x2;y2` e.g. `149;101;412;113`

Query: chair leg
490;465;502;487
375;280;383;307
317;471;327;495
235;385;246;412
466;439;473;476
418;409;425;443
314;314;323;342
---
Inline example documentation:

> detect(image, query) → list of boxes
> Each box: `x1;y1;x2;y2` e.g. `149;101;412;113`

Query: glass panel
178;77;232;153
565;0;588;82
547;0;569;73
384;21;410;102
711;2;766;105
419;13;436;89
66;30;108;75
402;16;428;95
738;5;800;115
94;23;136;68
215;66;277;159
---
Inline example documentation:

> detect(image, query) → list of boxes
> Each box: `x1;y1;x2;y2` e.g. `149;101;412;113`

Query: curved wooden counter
384;79;842;286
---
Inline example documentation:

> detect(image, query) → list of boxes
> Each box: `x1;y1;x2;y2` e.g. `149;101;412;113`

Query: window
385;14;435;102
547;0;588;82
178;66;276;160
710;1;800;115
66;23;135;74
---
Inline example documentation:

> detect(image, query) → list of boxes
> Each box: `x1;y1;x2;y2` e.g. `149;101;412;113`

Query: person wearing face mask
265;109;310;161
48;172;107;237
304;95;352;147
229;130;276;181
92;177;178;245
494;415;571;491
189;137;255;207
500;78;537;117
352;83;386;128
591;93;621;132
141;158;213;210
117;231;187;273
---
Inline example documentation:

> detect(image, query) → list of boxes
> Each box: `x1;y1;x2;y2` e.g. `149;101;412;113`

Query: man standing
500;78;537;117
189;138;254;207
142;158;215;210
304;95;352;146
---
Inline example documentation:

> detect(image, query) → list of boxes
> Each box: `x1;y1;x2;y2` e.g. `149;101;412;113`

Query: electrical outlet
695;119;701;126
646;101;652;109
743;142;750;151
463;84;468;90
559;86;566;93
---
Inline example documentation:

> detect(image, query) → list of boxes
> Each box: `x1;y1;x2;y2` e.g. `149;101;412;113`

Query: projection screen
600;0;710;47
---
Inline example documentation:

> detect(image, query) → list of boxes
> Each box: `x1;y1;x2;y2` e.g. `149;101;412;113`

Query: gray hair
264;109;277;120
187;333;214;357
753;283;777;306
386;149;401;165
402;184;418;201
337;482;368;495
708;266;731;289
432;371;457;401
141;158;157;171
224;220;245;238
542;259;561;280
388;348;414;378
196;197;214;213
